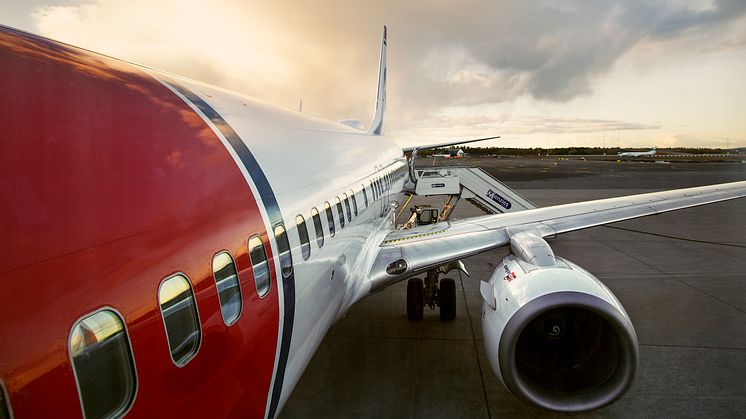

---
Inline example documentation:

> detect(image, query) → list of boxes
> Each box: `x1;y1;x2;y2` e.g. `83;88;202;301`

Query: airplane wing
401;135;499;153
368;180;746;292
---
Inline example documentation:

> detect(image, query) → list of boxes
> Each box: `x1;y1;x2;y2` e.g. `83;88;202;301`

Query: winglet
368;25;387;135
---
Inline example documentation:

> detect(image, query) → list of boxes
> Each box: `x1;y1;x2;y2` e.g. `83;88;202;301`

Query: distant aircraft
618;146;657;157
433;148;465;158
1;24;745;418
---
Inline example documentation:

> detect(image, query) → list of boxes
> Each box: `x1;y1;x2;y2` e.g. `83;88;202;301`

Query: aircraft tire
439;277;456;321
407;277;424;321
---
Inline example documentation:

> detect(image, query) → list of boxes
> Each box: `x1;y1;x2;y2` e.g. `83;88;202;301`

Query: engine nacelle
480;249;638;412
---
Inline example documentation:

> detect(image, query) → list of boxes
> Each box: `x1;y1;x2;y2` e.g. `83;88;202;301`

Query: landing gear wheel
407;277;424;321
439;277;456;321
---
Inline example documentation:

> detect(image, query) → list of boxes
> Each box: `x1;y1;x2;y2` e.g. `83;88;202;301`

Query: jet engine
480;233;638;412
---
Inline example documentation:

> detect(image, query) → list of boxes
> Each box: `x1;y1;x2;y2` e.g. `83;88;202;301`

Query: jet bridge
412;167;536;214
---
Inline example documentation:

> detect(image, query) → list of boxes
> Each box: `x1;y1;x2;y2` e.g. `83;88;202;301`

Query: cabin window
212;252;242;326
70;309;136;419
311;208;324;247
159;274;201;366
342;193;352;222
324;202;335;237
296;215;311;260
248;236;271;297
351;190;358;216
361;184;368;207
274;224;293;278
335;197;345;228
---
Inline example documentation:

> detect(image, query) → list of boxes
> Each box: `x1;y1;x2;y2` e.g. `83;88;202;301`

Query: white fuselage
618;148;656;157
154;72;408;412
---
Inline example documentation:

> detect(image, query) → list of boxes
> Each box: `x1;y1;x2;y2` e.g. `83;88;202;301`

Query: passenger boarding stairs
411;167;536;214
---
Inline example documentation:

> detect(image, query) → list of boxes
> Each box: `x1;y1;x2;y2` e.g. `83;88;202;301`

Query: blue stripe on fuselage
163;79;294;419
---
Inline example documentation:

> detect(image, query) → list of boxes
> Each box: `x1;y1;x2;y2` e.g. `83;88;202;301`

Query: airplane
618;146;657;157
1;23;745;419
433;148;465;158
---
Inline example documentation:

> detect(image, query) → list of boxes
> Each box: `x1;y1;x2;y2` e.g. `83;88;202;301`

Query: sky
2;0;745;149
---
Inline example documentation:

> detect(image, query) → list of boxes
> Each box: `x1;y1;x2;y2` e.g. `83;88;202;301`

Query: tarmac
280;158;746;418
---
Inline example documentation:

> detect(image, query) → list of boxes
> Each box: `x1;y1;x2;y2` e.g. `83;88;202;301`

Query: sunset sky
3;0;745;149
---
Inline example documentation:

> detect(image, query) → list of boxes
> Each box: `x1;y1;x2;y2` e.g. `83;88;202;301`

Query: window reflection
324;202;335;237
159;274;201;366
212;252;242;325
335;197;345;228
342;193;352;222
70;309;136;419
274;224;293;278
351;190;358;216
248;236;271;297
311;207;324;247
296;215;311;260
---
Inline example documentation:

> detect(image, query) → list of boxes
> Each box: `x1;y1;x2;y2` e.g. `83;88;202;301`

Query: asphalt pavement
281;158;746;418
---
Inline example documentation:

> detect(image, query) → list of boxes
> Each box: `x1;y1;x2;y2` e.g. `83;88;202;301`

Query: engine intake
499;291;638;412
481;252;638;412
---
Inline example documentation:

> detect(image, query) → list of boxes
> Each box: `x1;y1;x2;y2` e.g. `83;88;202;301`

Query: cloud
651;0;746;38
25;0;746;146
403;1;746;104
389;111;659;146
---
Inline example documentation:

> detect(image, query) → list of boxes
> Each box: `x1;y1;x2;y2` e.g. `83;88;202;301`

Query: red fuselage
0;28;281;417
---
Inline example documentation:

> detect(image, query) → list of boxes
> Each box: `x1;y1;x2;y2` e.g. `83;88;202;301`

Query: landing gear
406;270;457;321
407;277;424;321
439;278;456;321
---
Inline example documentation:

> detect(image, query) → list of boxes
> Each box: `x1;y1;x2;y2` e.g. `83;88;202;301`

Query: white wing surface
368;181;746;291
